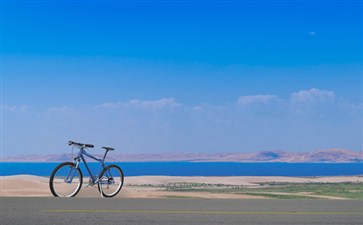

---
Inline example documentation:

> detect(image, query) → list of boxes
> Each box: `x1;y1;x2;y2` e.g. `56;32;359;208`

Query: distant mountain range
2;149;362;162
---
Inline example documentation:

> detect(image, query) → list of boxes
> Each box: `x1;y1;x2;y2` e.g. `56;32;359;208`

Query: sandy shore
1;175;362;199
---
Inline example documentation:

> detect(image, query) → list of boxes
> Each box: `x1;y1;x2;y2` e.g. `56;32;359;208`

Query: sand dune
1;175;362;199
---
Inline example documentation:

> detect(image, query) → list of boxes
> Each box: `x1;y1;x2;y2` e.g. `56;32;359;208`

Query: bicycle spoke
50;163;82;197
98;165;124;197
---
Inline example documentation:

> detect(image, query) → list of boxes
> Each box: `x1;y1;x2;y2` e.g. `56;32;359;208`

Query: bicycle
49;141;124;198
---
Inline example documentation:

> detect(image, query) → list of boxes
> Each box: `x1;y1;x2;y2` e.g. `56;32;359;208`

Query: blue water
1;162;362;177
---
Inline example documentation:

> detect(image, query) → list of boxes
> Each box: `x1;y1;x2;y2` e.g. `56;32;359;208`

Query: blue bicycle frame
72;147;112;184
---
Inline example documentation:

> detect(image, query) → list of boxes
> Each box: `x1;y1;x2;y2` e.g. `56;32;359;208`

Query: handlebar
68;140;94;148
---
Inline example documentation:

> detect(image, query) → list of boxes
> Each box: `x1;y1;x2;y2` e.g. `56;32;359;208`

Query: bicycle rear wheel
49;162;83;197
98;164;124;198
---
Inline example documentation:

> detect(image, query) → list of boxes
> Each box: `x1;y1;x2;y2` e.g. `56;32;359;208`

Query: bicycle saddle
102;147;115;151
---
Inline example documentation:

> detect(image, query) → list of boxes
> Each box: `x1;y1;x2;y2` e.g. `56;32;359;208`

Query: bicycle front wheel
98;164;124;198
49;162;83;197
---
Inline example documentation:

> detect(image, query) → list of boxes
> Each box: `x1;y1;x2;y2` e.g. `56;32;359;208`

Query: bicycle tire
49;162;83;197
98;164;124;198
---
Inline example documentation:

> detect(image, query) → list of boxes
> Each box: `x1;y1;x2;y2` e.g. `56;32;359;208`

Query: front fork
65;159;80;183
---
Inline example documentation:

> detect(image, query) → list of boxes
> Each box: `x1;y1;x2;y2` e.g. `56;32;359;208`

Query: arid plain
1;175;362;199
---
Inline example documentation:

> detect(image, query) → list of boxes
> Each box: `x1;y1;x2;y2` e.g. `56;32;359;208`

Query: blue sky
1;0;362;155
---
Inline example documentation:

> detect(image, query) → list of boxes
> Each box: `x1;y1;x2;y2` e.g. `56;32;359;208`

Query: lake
1;162;362;176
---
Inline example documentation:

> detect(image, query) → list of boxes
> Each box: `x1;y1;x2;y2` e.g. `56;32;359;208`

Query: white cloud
46;106;75;114
291;88;335;103
99;98;181;111
192;103;229;112
237;95;280;106
1;105;30;112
